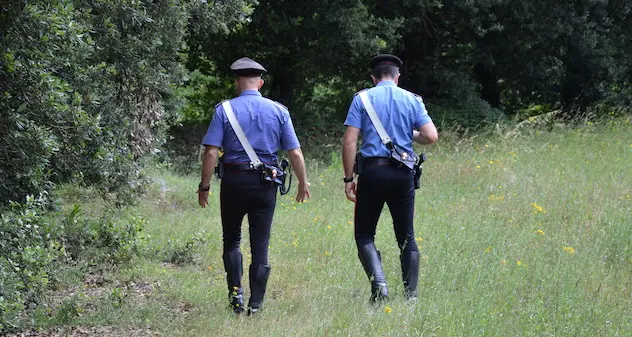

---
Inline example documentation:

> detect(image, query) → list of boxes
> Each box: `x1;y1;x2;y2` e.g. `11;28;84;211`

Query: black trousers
221;170;277;267
354;165;418;254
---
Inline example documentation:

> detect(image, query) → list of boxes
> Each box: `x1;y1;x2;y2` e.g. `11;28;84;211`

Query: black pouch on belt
388;144;417;170
261;164;286;187
214;155;225;179
353;152;364;175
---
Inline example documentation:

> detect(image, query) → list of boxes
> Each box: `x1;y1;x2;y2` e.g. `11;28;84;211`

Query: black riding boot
357;243;388;302
400;248;419;299
248;264;271;315
223;250;244;313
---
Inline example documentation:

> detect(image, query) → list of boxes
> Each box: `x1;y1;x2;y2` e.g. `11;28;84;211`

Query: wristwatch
198;183;210;191
343;176;354;183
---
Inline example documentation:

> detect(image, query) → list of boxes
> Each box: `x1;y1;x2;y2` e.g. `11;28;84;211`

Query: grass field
29;118;632;336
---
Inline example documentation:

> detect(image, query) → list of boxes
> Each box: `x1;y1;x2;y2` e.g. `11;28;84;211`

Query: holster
215;155;225;179
353;152;364;175
413;153;426;190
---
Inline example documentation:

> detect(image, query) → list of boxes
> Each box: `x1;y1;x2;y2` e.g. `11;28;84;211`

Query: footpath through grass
35;119;632;336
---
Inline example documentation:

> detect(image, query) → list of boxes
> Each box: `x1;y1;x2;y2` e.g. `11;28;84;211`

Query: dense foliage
0;193;146;330
187;0;632;127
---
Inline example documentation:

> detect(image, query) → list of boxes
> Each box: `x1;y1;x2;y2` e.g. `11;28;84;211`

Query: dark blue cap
370;54;403;69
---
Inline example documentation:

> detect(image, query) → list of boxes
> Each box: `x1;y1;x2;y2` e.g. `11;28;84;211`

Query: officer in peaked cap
198;57;311;315
341;54;439;302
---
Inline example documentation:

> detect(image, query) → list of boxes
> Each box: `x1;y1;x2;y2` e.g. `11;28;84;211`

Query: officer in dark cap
198;57;311;314
342;54;438;302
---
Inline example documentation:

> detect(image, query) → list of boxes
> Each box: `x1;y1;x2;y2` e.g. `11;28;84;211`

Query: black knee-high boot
357;243;388;302
248;264;271;315
400;248;419;299
223;250;244;313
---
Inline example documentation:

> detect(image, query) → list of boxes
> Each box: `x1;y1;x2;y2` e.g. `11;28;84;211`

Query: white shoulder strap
222;101;263;168
358;91;392;146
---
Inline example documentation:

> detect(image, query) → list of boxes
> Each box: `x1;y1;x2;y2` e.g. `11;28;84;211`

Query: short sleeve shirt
202;90;300;164
344;80;431;158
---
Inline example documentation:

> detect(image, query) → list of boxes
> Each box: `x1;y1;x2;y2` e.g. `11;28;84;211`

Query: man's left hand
198;189;209;208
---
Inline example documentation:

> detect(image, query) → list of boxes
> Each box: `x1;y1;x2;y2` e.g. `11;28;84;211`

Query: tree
187;0;402;123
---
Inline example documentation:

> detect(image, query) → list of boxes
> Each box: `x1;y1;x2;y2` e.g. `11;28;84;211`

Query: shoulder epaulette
215;99;229;109
404;88;422;98
354;88;369;96
272;100;289;111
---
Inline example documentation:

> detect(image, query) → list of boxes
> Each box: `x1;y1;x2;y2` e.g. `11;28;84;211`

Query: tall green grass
40;118;632;336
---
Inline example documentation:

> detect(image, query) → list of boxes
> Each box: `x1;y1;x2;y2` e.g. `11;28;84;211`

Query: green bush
0;196;147;333
60;206;147;265
0;194;61;331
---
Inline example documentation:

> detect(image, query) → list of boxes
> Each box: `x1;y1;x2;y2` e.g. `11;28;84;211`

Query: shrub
0;194;61;331
0;196;146;333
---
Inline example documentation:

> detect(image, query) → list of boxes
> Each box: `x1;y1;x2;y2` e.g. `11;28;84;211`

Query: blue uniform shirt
202;90;301;164
344;81;432;158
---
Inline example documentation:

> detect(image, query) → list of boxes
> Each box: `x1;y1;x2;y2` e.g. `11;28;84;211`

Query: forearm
201;146;219;186
288;148;308;184
412;130;427;144
342;139;356;178
413;122;439;145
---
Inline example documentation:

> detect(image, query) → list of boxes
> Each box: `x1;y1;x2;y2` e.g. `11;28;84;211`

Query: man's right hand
344;181;357;203
295;182;311;203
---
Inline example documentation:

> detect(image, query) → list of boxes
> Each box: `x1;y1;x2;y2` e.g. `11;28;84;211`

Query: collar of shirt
239;90;262;97
376;80;396;87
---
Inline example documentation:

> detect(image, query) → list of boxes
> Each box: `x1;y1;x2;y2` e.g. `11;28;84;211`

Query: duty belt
225;163;277;171
364;157;395;167
364;157;413;171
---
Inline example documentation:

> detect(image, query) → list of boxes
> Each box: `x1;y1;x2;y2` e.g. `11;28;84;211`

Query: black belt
363;157;394;167
224;162;278;171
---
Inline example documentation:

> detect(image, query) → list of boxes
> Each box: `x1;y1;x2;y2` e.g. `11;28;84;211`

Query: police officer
198;57;311;314
342;54;438;302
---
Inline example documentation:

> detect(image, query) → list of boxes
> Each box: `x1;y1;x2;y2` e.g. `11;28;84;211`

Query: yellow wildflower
489;160;495;165
516;260;523;266
484;246;493;253
476;165;481;169
500;259;507;265
416;237;423;243
563;246;575;255
535;229;545;236
384;306;392;314
327;225;332;229
530;202;547;214
324;250;331;257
